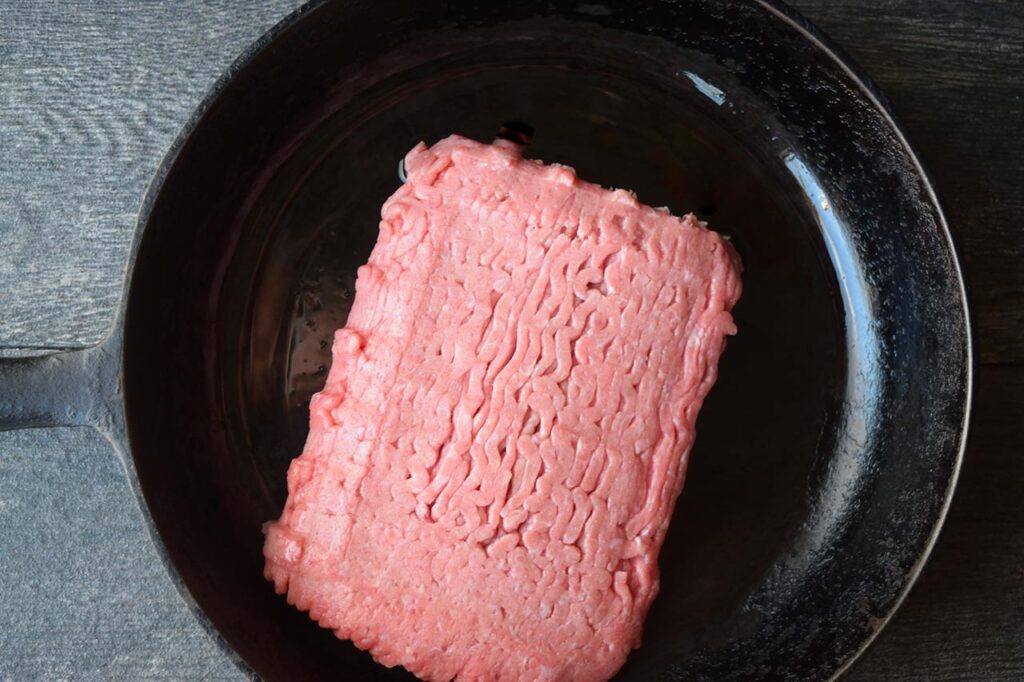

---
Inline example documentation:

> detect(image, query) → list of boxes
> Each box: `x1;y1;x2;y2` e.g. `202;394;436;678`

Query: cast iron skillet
0;1;971;679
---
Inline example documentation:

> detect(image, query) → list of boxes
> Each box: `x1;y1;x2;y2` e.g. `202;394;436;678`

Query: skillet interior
122;1;970;679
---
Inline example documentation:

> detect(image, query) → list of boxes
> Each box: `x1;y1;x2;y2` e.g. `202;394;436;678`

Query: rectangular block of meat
263;135;742;681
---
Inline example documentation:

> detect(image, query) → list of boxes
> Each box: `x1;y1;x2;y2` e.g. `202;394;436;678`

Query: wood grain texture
0;0;1020;680
0;0;305;349
0;427;239;679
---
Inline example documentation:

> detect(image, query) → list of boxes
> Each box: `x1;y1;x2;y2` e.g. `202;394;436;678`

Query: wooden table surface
0;1;1020;679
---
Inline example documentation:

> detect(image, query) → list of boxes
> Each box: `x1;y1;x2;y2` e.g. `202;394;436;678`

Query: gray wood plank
0;0;305;349
0;427;242;680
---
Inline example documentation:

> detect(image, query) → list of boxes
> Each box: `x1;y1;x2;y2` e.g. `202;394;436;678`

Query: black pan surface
0;1;971;680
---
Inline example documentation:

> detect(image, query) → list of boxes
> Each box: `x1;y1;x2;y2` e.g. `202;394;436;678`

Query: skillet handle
0;344;116;431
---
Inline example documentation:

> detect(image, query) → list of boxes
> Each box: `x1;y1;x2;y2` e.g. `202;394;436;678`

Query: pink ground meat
263;135;742;681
